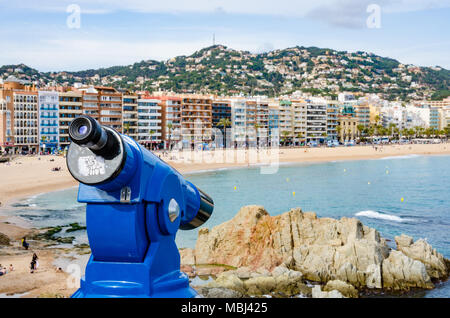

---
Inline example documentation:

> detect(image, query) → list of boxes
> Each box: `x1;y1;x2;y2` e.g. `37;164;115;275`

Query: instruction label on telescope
78;155;106;177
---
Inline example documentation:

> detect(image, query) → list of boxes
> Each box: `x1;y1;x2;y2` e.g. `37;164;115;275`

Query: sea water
3;155;450;297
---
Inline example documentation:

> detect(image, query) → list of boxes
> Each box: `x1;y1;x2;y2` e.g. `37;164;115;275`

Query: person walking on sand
30;253;38;273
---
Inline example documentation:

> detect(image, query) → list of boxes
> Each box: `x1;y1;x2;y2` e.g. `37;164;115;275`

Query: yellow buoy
293;191;296;197
401;197;404;202
234;186;237;190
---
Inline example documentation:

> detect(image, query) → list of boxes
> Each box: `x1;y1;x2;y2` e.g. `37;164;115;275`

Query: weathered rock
180;265;195;277
195;265;229;277
207;268;307;297
395;235;448;280
180;248;195;265
196;287;243;298
208;272;246;294
244;276;276;295
194;205;447;293
382;250;434;291
0;232;10;246
311;285;345;298
195;206;389;289
323;280;359;298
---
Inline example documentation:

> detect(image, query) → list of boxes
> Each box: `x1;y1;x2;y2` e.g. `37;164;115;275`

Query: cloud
8;0;450;18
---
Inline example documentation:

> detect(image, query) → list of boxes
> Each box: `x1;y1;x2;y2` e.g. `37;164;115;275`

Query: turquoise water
4;154;450;297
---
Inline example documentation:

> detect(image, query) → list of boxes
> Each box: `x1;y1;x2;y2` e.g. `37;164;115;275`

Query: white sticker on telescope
78;155;106;177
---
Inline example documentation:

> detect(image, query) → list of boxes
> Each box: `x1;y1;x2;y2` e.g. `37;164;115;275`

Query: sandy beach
1;142;450;297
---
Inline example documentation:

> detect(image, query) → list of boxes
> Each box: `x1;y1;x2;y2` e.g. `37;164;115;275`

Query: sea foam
355;210;408;222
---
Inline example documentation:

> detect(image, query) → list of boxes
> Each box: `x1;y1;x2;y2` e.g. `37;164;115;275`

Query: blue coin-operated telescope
66;115;213;298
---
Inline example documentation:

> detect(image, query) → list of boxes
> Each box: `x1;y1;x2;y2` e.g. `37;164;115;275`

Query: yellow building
338;115;359;141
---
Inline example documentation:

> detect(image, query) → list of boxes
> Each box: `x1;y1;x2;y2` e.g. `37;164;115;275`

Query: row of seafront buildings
1;76;449;154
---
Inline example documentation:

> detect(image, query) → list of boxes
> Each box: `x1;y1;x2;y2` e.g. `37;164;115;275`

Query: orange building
0;76;39;154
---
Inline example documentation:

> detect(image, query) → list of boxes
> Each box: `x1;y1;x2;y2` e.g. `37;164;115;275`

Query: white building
38;91;59;152
137;97;162;147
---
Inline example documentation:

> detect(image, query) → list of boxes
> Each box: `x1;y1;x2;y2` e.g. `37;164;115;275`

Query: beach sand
0;142;449;297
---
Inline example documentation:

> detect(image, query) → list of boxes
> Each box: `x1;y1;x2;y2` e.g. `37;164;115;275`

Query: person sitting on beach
9;264;14;272
0;266;6;276
22;237;29;250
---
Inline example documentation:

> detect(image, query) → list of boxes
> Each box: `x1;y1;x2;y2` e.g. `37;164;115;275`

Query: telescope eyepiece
69;115;108;151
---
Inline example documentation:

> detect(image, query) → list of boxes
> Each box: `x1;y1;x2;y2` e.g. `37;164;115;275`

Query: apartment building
160;96;182;149
79;86;123;133
326;102;339;141
354;104;371;128
180;95;212;145
291;99;307;145
255;99;269;139
38;91;59;152
230;98;247;146
278;100;293;141
122;93;138;140
0;76;39;154
268;100;279;132
338;115;359;141
430;107;440;130
137;95;162;148
212;99;232;127
306;102;327;143
417;97;450;108
59;91;83;148
439;106;450;130
97;86;123;132
0;98;13;153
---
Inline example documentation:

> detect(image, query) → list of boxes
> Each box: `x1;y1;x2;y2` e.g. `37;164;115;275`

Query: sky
0;0;449;71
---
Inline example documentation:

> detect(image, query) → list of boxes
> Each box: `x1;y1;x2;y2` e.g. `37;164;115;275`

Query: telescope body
66;116;213;298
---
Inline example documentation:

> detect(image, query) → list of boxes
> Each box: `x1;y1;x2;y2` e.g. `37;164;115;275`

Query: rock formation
0;232;10;246
187;205;449;295
395;234;448;280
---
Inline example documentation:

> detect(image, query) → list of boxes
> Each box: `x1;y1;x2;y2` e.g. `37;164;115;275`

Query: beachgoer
30;260;35;273
22;237;29;250
8;264;14;272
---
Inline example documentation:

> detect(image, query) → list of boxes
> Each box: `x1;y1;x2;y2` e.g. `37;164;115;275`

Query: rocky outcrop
323;280;359;298
198;265;311;297
312;285;345;298
382;250;434;290
180;248;195;265
0;232;10;246
195;205;390;289
395;234;448;280
188;205;449;294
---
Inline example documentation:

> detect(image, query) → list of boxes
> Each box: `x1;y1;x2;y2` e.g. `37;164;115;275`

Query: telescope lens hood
180;188;214;230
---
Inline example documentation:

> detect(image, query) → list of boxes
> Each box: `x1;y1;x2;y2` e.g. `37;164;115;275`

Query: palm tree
218;118;232;148
374;115;381;126
167;122;173;150
357;124;365;138
253;123;261;148
124;123;130;135
321;132;328;144
149;130;155;150
296;132;305;146
336;126;342;142
281;131;290;147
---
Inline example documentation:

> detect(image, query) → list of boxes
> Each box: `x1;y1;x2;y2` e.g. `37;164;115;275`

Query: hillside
1;45;449;101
